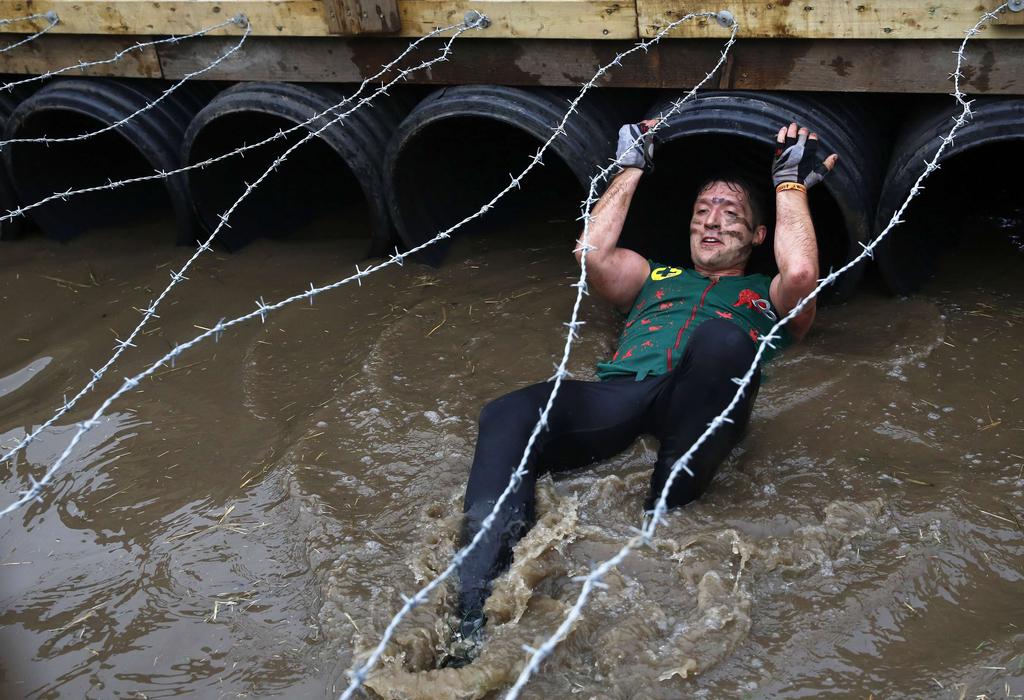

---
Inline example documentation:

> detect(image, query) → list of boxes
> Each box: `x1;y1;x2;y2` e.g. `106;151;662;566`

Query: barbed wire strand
0;10;712;516
335;12;739;700
504;6;1006;697
0;14;732;694
0;11;59;55
0;16;243;94
0;19;487;515
0;20;472;472
0;25;471;228
0;15;250;150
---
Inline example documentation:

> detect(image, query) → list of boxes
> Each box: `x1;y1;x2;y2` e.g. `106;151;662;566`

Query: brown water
1;215;1022;700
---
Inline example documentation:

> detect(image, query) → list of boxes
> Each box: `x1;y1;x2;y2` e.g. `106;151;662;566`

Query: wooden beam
0;0;1019;40
637;0;1024;39
0;33;161;76
0;0;636;38
154;36;1024;94
0;1;329;36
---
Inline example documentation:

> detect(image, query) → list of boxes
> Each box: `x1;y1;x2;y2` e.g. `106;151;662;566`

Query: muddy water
1;213;1022;700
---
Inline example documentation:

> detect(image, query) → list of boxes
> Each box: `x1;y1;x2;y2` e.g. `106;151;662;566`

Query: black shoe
439;609;486;668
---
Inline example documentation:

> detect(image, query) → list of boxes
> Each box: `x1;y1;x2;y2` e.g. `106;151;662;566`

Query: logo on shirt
734;289;777;321
651;266;683;281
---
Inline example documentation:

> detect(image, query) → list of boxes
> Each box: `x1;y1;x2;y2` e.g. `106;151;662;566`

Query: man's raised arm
576;122;656;313
768;122;838;341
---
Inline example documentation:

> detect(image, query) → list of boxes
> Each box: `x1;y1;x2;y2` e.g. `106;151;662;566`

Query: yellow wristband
776;182;807;194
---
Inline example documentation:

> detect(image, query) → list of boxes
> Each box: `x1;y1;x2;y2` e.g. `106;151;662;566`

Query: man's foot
439;609;486;668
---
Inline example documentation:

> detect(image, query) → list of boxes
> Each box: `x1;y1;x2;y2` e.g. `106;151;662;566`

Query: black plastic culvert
3;78;212;243
0;82;35;240
183;82;413;255
634;91;888;303
873;96;1024;295
383;85;624;264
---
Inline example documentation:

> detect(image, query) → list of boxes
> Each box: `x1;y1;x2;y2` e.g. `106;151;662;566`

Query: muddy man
454;121;839;655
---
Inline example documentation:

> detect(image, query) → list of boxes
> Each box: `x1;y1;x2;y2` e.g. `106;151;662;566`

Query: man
453;121;838;651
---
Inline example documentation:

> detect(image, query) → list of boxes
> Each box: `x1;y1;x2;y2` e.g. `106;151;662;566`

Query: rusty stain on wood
323;0;401;35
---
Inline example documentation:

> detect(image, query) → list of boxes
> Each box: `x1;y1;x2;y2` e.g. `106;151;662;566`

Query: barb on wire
0;18;487;516
336;11;738;700
0;16;243;94
0;15;250;150
0;11;59;55
507;6;1005;697
0;20;474;472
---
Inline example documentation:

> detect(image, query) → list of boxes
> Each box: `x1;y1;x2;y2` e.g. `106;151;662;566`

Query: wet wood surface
152;36;1024;94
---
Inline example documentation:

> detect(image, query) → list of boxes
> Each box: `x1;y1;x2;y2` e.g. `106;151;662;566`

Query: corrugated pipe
3;78;212;243
182;82;414;255
873;96;1024;295
383;85;624;265
0;83;35;240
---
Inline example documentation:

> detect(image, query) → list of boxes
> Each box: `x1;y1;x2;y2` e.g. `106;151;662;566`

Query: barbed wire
0;18;488;515
0;11;59;55
0;20;474;473
0;15;250;150
335;11;739;700
504;5;1006;696
0;25;473;229
0;3;1000;696
0;8;735;694
0;16;243;94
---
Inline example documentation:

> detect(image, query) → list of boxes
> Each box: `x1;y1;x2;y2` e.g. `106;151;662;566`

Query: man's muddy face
688;181;766;274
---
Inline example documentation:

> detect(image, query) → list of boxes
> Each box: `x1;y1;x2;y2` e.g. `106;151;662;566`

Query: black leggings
458;318;761;614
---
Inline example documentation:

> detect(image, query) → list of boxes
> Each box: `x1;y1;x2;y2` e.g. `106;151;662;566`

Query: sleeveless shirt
596;263;790;381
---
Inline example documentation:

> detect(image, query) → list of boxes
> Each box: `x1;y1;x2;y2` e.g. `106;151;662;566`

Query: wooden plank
0;1;329;36
722;38;1023;93
155;36;1024;94
0;0;1017;40
637;0;1024;39
0;33;161;76
0;0;636;38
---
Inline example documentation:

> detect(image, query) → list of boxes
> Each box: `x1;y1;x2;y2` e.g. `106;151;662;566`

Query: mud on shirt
596;263;790;381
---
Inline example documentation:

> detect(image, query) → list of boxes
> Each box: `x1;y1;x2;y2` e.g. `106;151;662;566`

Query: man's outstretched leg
645;318;762;510
459;378;651;630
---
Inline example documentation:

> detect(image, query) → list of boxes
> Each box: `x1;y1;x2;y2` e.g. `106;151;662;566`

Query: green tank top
596;263;790;381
